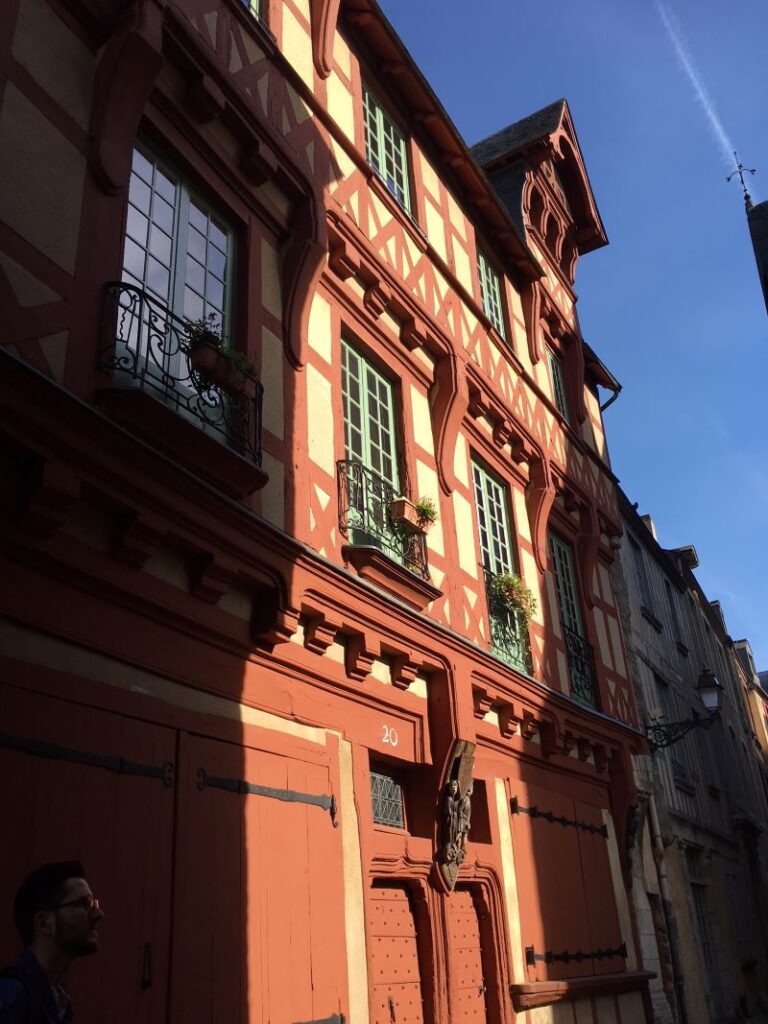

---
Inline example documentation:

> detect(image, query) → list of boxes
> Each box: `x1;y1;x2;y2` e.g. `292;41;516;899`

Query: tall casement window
665;580;683;644
549;533;598;707
472;461;529;672
362;84;411;214
548;351;570;423
477;251;506;339
629;535;653;611
123;147;233;333
340;341;427;572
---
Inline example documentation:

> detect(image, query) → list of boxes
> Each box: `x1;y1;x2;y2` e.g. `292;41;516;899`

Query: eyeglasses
54;896;101;913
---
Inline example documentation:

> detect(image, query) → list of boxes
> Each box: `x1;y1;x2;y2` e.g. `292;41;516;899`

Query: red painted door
446;888;488;1023
0;682;175;1024
171;731;348;1024
368;882;425;1024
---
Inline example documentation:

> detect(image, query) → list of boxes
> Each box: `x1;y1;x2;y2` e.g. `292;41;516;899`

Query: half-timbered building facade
0;0;652;1021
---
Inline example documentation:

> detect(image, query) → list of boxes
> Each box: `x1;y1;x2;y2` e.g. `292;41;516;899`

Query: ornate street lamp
646;669;723;752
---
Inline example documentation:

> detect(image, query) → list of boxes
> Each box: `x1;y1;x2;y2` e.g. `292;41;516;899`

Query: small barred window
370;769;405;828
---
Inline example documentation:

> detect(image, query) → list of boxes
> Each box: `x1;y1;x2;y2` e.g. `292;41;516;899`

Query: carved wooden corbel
431;352;467;497
190;554;236;604
520;711;539;740
472;686;494;719
302;613;339;655
344;632;378;681
88;0;166;195
309;0;342;79
400;316;429;352
15;458;81;537
328;235;361;281
252;586;299;646
112;511;164;568
525;455;555;573
282;195;328;369
499;703;521;738
242;138;279;185
390;654;418;690
363;279;391;319
186;72;226;124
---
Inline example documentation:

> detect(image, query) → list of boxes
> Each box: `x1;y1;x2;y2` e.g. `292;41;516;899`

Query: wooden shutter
446;888;488;1022
368;882;425;1024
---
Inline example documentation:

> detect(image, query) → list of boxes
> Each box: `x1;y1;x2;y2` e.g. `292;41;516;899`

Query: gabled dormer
471;99;607;287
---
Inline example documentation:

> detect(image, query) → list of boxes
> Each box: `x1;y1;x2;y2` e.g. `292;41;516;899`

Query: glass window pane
149;225;172;266
209;218;227;251
208;245;226;279
206;273;224;309
146;256;170;299
129;176;152;216
187;227;206;262
126;205;148;248
122;237;146;281
183;286;204;321
189;202;207;232
131;149;153;184
152;196;174;233
185;255;205;293
154;168;176;204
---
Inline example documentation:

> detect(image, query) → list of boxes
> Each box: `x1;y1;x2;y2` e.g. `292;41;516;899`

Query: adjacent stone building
615;489;768;1024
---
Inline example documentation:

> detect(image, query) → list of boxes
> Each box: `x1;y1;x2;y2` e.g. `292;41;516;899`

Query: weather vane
727;151;756;208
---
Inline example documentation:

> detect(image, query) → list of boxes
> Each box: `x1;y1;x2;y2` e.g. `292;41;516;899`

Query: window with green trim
122;146;234;336
362;84;411;214
473;461;529;671
240;0;261;17
548;351;570;423
477;250;506;339
341;341;404;562
549;533;597;706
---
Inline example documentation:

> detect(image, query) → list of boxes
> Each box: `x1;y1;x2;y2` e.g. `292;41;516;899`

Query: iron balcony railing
337;459;429;579
99;282;263;465
483;567;532;674
563;624;599;709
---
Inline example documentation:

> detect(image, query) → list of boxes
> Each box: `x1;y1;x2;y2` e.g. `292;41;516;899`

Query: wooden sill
341;544;442;611
510;970;655;1010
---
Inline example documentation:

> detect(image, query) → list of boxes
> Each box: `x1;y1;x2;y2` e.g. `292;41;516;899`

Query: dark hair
13;862;86;945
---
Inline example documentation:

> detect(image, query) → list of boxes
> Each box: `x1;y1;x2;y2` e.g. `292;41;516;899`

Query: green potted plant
186;313;256;395
390;495;439;533
489;571;537;627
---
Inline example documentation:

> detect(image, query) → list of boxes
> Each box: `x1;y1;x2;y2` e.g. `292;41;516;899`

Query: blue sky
380;0;768;670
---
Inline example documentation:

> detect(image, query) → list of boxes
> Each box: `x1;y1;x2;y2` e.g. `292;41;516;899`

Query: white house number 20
381;724;399;747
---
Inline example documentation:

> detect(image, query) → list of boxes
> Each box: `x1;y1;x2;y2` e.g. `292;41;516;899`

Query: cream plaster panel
593;607;614;671
416;150;438;200
0;620;328;743
338;738;371;1024
413;347;435;373
410;385;434;455
259;180;291;219
259;452;285;531
494;779;525;983
143;543;188;589
370;658;391;684
452;242;473;299
407;676;428;699
333;31;352;77
217;585;253;621
306;364;335;473
0;253;61;306
453;492;478;577
424;200;448;264
287;83;312;125
415;462;444;558
617;992;646;1024
326;640;346;664
326;70;355;141
545;572;562;638
530;1008;555;1024
607;615;628;677
261;237;282;317
13;0;96;129
483;707;500;727
308;293;333;363
453;432;470;487
429;565;445;590
511;489;532;544
0;84;85;273
370;193;394;235
380;308;401;340
599;566;615;607
602;809;638;970
38;332;68;382
593;996;618;1024
281;6;314;90
261;328;284;440
477;414;494;438
574;998;593;1024
520;550;544;626
447;192;467;240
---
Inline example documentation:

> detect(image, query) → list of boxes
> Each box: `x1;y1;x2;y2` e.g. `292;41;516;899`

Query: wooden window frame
362;82;413;216
477;249;507;340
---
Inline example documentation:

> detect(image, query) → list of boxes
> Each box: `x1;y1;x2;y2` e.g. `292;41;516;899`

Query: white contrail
652;0;735;168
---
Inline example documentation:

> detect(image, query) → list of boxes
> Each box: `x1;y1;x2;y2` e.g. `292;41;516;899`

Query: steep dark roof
748;199;768;315
471;100;566;168
484;160;528;243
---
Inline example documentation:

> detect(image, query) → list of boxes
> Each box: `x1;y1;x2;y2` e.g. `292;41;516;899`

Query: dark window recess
371;769;405;828
467;779;492;844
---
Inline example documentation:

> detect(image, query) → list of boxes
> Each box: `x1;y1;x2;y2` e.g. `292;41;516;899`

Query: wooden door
171;731;347;1024
0;682;175;1024
368;882;425;1024
446;888;488;1023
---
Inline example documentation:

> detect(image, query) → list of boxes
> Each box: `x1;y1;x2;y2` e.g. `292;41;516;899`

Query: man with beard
0;862;105;1023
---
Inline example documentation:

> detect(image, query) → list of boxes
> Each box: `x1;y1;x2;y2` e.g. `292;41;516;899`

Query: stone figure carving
443;779;473;866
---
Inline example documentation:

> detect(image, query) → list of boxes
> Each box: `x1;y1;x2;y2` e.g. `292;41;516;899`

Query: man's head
13;862;104;961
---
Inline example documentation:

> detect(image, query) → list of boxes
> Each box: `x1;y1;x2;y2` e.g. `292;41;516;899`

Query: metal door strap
0;732;174;787
196;768;338;826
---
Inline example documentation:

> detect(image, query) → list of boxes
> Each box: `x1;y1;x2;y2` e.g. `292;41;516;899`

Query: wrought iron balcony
337;460;429;579
483;567;532;674
563;624;599;709
98;282;263;468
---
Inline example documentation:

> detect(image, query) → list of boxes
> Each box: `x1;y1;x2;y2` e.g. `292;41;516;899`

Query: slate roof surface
471;99;566;167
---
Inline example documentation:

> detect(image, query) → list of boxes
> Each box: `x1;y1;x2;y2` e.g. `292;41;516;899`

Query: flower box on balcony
189;340;253;397
390;496;438;534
